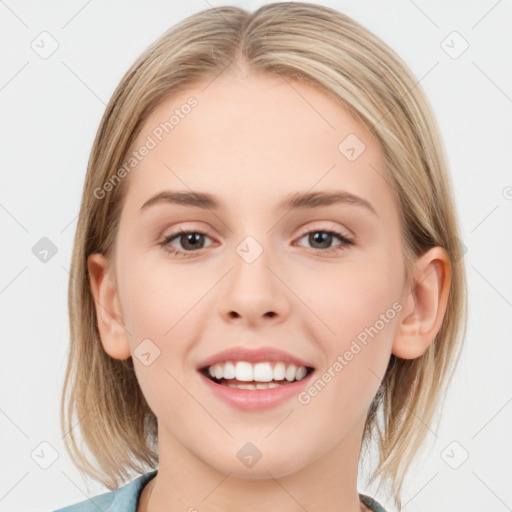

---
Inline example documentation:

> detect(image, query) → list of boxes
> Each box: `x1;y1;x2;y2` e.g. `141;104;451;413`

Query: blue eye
159;226;354;258
296;228;354;252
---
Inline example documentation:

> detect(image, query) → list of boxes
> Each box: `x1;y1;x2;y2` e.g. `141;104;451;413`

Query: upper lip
197;346;315;370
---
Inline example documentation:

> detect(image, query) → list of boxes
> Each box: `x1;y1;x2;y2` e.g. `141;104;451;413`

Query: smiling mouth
199;366;315;389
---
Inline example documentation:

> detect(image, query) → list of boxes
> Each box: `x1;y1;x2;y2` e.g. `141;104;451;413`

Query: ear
392;246;452;359
87;252;132;360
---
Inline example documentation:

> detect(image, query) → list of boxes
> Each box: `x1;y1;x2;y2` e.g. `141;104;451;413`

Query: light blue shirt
52;469;388;512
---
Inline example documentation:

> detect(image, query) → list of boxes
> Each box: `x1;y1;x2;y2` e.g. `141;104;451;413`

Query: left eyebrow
139;189;377;217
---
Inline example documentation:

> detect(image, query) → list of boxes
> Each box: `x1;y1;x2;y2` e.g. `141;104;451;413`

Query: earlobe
87;252;132;360
392;247;452;359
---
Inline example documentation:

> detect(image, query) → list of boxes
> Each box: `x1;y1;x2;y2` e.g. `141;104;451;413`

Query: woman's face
99;70;411;478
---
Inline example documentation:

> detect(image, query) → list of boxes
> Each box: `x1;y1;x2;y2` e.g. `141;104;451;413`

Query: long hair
61;3;468;508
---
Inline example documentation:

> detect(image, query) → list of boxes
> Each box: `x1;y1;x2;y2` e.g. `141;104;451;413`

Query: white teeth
228;382;282;389
285;364;297;382
295;366;307;380
235;361;253;381
253;362;274;382
223;361;236;379
273;362;286;380
205;360;310;383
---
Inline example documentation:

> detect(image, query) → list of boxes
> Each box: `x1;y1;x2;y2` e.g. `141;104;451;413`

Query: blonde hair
61;2;467;508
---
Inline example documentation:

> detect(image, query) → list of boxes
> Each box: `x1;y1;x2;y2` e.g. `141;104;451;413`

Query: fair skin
88;70;451;512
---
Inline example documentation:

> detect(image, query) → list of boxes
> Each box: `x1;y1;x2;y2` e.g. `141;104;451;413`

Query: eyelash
158;225;355;258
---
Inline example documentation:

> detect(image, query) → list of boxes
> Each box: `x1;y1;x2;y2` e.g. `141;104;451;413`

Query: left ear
392;246;452;359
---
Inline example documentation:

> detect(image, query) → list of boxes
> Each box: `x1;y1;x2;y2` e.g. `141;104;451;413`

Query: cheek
300;254;401;376
295;262;400;430
119;259;200;414
118;254;202;340
305;256;400;330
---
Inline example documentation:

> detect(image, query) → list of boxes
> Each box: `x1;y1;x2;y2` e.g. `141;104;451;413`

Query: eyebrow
139;189;377;216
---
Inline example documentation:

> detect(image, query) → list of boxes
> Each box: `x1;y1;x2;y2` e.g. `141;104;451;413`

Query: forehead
122;71;394;219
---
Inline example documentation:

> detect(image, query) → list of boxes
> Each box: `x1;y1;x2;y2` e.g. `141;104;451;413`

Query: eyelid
160;221;353;243
297;221;354;240
159;221;355;260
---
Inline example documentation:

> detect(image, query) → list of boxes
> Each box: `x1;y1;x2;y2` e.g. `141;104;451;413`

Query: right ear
87;253;132;360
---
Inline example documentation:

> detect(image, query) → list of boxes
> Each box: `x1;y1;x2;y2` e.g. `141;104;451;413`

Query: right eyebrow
140;191;218;212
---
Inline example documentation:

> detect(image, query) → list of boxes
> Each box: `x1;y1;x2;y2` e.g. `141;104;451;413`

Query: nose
217;243;291;327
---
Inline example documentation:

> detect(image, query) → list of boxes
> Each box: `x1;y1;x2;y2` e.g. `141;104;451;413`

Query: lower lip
198;371;314;411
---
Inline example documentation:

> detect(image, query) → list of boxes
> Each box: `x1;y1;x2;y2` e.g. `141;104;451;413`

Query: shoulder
51;470;158;512
359;493;389;512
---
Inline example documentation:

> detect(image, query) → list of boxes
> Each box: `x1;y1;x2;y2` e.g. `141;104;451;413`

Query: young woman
55;3;467;511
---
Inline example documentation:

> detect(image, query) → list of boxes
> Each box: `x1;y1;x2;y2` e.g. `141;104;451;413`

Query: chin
206;449;308;480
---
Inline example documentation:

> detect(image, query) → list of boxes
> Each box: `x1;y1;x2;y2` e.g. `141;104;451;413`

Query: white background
1;1;511;511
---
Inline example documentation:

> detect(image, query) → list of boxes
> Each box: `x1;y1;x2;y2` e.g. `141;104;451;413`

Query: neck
141;416;369;512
